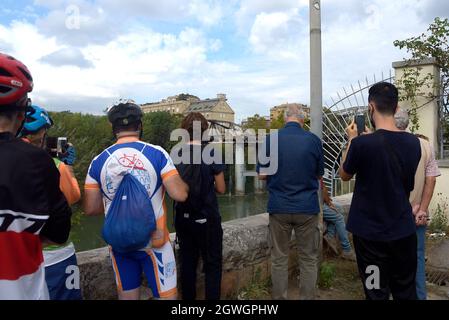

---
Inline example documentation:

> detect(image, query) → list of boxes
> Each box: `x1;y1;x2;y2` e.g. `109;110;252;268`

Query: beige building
141;93;197;115
141;93;235;123
270;103;310;121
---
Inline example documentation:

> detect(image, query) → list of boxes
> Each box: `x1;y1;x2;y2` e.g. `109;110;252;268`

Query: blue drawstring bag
102;145;156;253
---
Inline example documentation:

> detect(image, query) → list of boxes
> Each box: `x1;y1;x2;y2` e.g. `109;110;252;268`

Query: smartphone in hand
355;115;365;136
57;137;68;155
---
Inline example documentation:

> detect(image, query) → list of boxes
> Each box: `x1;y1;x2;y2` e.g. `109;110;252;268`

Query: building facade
270;103;310;121
141;93;235;124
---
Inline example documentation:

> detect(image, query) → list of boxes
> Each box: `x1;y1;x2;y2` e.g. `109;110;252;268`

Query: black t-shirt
176;144;225;219
343;130;421;241
0;132;72;244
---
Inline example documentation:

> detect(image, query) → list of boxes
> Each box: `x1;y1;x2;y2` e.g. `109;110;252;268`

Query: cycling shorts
110;241;177;298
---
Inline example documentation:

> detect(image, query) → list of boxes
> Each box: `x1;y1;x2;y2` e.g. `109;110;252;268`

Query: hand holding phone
57;137;68;155
355;115;365;136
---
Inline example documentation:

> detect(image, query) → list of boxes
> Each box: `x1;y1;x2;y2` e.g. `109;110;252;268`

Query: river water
71;193;269;252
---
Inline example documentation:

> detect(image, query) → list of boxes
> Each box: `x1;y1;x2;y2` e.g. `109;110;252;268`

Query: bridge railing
333;178;356;197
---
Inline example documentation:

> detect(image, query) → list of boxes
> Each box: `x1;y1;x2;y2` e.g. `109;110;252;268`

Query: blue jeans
416;225;427;300
323;204;352;252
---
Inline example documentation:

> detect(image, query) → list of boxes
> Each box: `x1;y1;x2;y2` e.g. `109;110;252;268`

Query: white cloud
241;0;446;112
2;0;446;120
0;21;60;64
33;0;65;8
235;0;308;34
188;0;224;27
249;10;306;57
98;0;189;20
320;0;439;106
35;1;114;46
40;47;93;68
0;19;235;113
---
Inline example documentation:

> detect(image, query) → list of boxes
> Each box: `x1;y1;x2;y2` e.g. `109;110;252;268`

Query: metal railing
333;178;356;197
322;73;394;196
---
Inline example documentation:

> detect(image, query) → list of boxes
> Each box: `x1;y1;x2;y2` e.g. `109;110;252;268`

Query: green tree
142;111;182;150
394;17;449;136
48;111;183;187
303;117;311;131
243;114;269;132
270;113;285;129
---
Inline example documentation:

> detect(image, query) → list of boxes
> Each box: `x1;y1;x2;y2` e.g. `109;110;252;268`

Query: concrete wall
393;58;441;154
76;194;352;300
393;59;448;219
431;163;449;218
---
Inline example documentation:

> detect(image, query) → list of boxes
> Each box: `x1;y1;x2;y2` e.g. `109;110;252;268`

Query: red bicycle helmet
0;53;33;108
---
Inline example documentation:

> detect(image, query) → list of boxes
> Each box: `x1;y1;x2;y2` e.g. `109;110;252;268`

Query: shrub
429;195;449;234
319;262;337;289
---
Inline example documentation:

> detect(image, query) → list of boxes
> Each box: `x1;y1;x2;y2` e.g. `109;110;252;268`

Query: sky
0;0;448;122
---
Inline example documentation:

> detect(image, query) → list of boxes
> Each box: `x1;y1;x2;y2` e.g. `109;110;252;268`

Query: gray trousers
268;213;320;300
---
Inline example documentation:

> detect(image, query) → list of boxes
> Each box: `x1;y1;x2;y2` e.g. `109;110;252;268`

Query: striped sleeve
158;148;179;181
84;158;101;190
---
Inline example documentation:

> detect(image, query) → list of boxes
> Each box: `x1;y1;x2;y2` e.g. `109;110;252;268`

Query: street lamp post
310;0;323;139
310;0;324;260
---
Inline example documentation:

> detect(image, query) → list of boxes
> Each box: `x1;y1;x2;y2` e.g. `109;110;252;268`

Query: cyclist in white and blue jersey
83;101;188;300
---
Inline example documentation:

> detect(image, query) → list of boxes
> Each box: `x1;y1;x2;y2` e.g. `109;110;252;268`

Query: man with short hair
83;100;188;300
258;104;324;300
0;53;72;300
395;108;441;300
340;82;421;300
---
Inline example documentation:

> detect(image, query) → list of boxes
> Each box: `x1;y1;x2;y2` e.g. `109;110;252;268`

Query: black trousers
175;215;223;300
353;233;418;300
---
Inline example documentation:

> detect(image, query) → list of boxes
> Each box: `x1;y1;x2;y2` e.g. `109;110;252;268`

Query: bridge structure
203;73;395;197
206;119;266;195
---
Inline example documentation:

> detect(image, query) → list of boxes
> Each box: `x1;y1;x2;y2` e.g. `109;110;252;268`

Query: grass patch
237;267;271;300
318;262;337;289
429;195;449;234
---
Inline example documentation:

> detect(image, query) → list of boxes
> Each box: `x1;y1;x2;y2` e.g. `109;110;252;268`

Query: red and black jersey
0;132;72;299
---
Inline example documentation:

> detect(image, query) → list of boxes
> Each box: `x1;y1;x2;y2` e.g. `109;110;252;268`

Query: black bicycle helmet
107;99;143;126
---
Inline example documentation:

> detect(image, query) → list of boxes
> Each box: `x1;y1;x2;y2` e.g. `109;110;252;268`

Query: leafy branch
394;17;449;135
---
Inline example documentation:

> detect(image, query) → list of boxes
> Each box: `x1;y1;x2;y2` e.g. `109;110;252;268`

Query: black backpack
175;147;205;220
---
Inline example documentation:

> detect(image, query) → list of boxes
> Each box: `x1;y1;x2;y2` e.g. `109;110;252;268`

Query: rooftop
187;99;221;112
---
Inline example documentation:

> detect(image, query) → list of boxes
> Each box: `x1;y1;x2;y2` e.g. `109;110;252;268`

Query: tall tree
394;17;449;138
243;114;269;132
